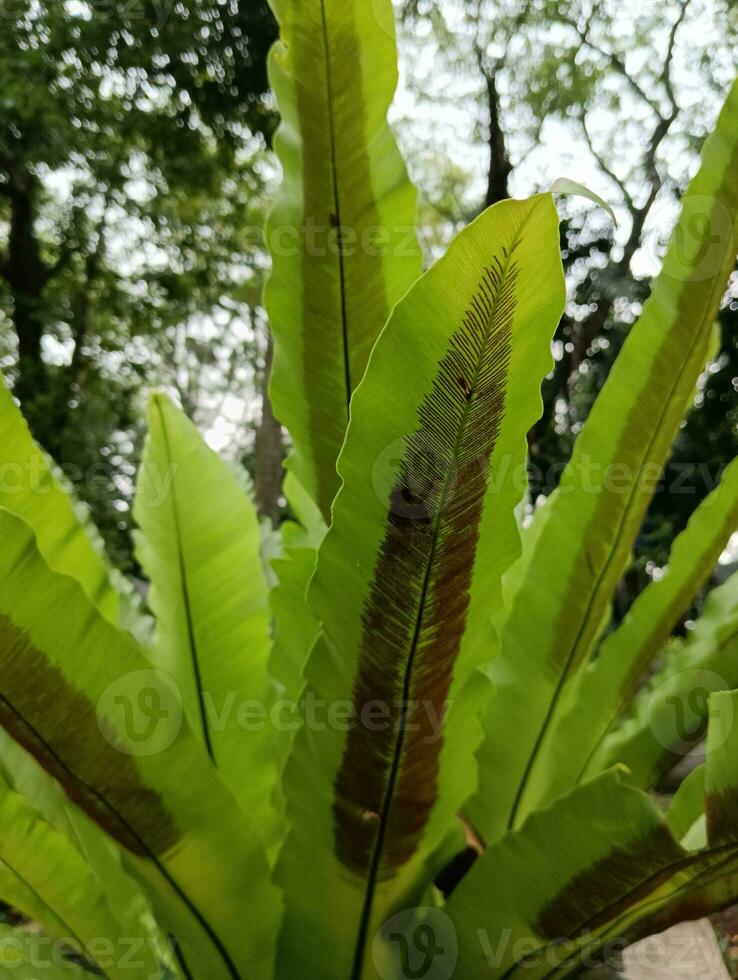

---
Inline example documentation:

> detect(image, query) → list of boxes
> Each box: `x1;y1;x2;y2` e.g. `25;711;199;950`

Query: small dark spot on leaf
457;377;472;400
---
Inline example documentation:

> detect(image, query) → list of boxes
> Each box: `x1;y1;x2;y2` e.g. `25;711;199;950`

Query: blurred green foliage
0;0;277;569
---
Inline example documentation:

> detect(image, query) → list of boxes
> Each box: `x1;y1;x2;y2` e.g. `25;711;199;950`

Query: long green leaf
269;472;324;709
0;771;159;979
0;865;73;962
275;194;565;978
667;765;707;848
269;541;319;709
134;394;275;829
532;453;738;806
0;729;157;954
0;732;75;839
448;770;678;979
447;719;738;980
629;690;738;941
0;376;120;626
0;507;279;980
596;569;738;788
705;689;738;842
267;475;325;843
265;0;422;520
471;77;738;841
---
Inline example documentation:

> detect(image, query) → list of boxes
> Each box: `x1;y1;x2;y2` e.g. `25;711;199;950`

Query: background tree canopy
395;0;738;610
0;0;736;616
0;0;278;568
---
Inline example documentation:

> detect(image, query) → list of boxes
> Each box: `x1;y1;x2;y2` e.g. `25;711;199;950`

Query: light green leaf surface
0;771;158;980
705;690;738;843
134;394;275;828
0;376;121;626
269;540;320;709
535;453;738;804
267;476;325;835
448;770;678;979
0;924;91;980
275;194;565;979
0;732;75;839
667;765;707;849
472;78;738;841
447;716;738;980
265;0;422;520
0;507;279;980
597;569;738;788
0;733;157;956
268;472;324;710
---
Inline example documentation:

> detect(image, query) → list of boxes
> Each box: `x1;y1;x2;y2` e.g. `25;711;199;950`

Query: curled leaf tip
549;177;619;228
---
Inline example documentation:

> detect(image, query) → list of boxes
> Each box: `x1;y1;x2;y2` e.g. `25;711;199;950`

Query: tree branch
472;0;513;208
661;0;692;114
554;13;664;118
579;113;634;213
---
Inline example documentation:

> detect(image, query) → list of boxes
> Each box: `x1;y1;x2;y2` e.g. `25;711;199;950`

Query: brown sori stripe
706;787;738;844
534;825;684;939
333;251;519;879
0;616;178;856
297;4;386;521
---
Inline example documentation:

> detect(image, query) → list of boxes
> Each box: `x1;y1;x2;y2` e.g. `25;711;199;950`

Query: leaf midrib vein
319;0;352;413
155;401;214;764
350;228;527;980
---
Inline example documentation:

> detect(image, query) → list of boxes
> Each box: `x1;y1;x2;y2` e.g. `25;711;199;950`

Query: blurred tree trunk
46;228;105;459
253;328;283;525
1;165;50;413
483;71;512;208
